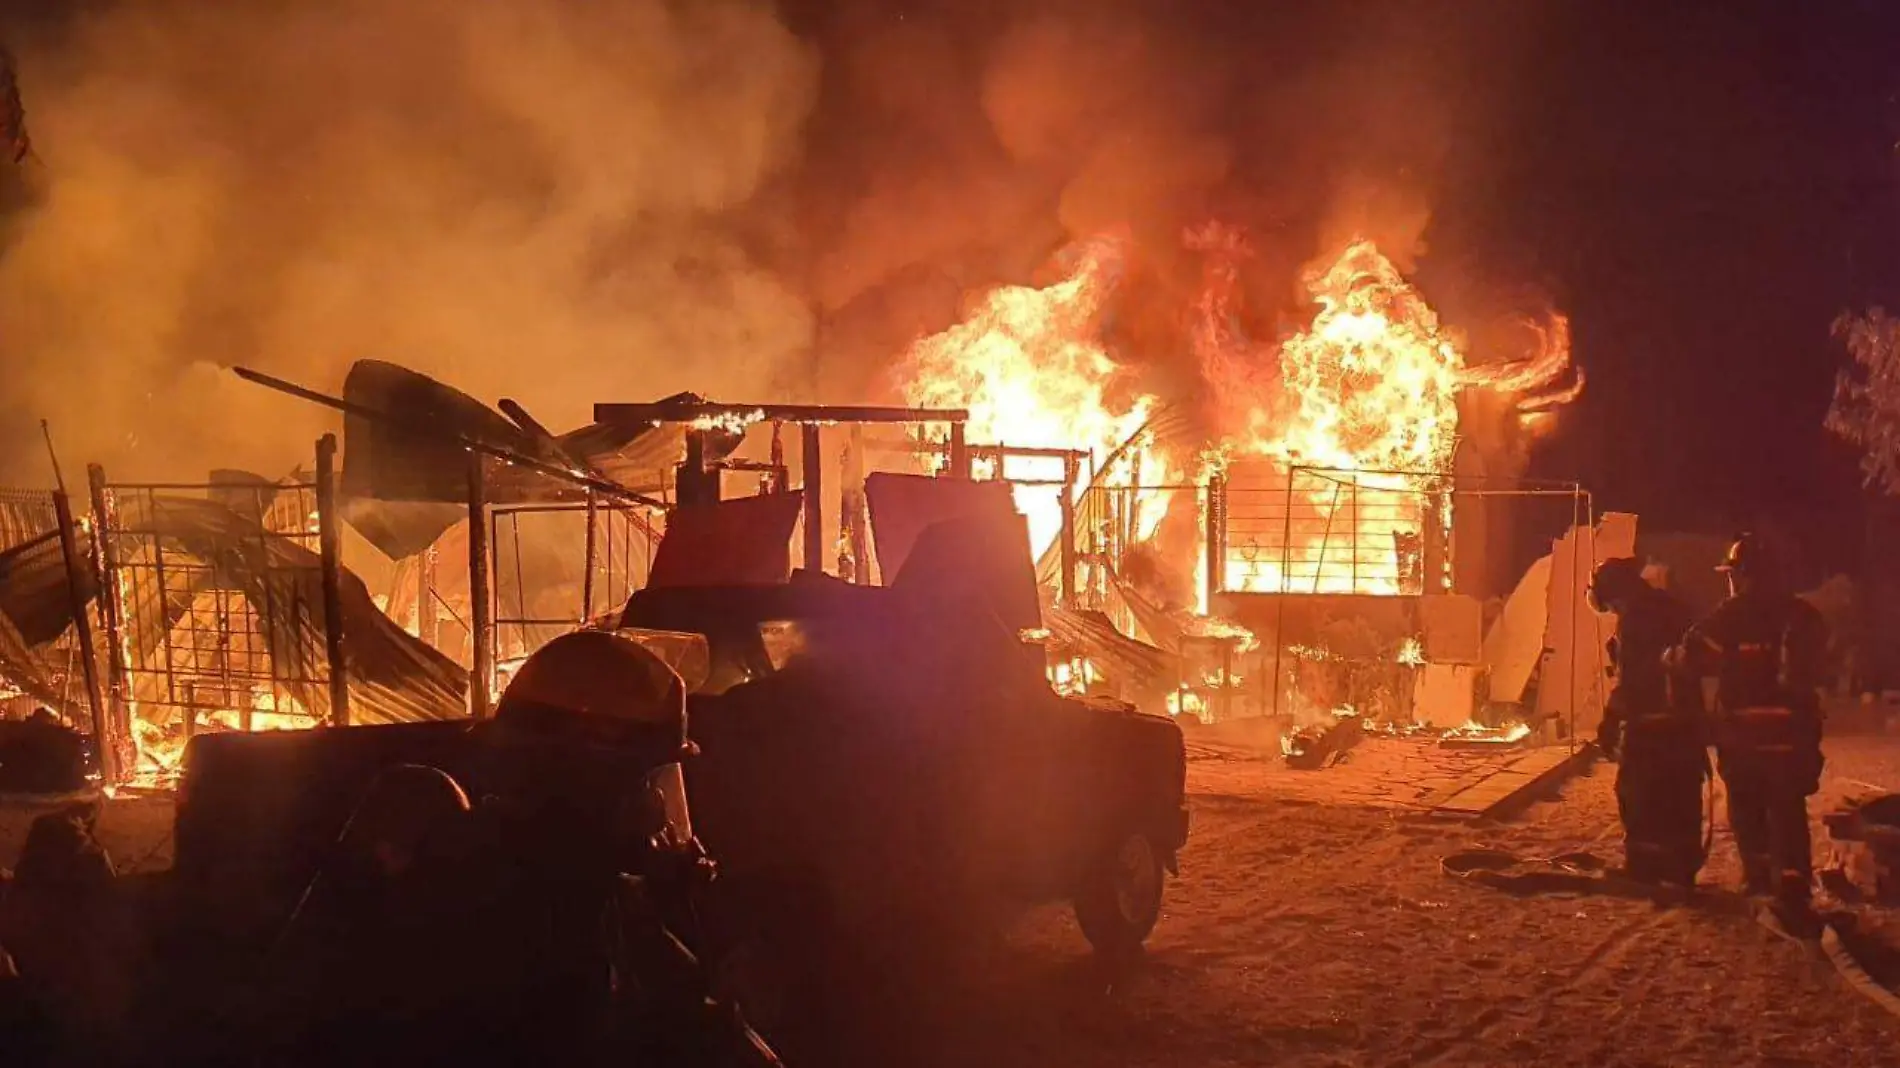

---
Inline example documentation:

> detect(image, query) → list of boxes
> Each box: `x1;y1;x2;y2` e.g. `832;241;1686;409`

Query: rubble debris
0;709;86;794
1284;712;1364;770
1823;794;1900;904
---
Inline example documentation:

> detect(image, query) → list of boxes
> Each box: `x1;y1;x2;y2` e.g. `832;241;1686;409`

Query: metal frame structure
488;495;663;691
593;400;971;578
89;436;351;776
1241;465;1595;748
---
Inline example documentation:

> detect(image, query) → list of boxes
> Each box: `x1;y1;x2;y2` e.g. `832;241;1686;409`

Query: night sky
1435;1;1900;575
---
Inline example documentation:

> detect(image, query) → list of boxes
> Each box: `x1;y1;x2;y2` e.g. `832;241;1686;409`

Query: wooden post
947;422;969;478
1422;488;1449;595
801;422;823;575
582;490;598;623
315;434;351;728
52;490;114;783
844;425;870;584
677;431;718;507
467;450;493;719
86;464;132;765
1204;472;1228;611
1059;454;1079;607
419;545;437;649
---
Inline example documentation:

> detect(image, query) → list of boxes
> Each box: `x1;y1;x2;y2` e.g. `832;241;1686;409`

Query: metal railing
485;496;664;694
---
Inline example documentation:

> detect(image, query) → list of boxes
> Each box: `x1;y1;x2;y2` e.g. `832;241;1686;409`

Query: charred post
86;464;131;758
52;489;113;783
801;422;823;575
467;449;493;719
845;424;870;584
1059;454;1079;606
581;490;598;622
676;431;719;507
1204;471;1228;609
948;421;969;478
315;434;351;728
1422;488;1450;595
419;545;437;649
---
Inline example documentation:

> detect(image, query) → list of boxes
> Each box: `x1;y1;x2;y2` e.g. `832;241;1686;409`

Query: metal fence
1217;463;1444;597
488;497;662;689
96;478;332;740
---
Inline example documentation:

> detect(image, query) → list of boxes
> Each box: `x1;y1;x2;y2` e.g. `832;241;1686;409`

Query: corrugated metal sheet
110;494;467;724
0;489;94;721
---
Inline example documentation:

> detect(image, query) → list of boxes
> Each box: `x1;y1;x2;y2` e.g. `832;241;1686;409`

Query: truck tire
1073;828;1164;956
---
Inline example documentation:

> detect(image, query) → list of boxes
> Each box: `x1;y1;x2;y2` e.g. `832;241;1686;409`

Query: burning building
892;224;1588;742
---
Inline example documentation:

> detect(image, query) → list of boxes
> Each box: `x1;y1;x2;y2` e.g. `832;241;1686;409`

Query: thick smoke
795;0;1555;412
0;0;1559;483
0;0;817;482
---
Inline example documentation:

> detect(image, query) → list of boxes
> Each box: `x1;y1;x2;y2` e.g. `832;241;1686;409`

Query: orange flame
898;235;1157;553
900;226;1580;612
1207;238;1580;595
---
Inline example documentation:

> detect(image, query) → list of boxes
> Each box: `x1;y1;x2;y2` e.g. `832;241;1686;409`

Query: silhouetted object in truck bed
0;711;86;794
625;477;1188;959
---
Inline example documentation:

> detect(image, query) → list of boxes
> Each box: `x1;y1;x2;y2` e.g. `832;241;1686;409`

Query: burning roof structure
335;359;686;559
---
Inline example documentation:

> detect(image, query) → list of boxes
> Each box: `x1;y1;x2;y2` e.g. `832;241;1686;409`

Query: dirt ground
6;736;1900;1067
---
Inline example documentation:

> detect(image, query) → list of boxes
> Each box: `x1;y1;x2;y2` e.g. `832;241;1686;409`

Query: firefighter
1591;557;1706;886
1680;534;1829;934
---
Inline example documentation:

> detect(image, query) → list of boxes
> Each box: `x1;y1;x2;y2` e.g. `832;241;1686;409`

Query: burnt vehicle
163;631;777;1066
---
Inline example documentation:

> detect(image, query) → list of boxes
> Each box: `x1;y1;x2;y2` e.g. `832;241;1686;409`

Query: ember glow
898;235;1161;553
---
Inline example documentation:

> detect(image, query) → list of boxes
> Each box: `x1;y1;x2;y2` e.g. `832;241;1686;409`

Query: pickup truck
174;581;1188;958
174;482;1189;964
626;578;1190;956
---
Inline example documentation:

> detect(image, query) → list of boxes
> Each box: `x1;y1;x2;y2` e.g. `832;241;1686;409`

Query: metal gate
488;497;663;690
91;456;347;773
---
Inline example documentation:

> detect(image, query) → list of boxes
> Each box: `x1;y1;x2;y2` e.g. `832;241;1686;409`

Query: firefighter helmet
1716;533;1775;575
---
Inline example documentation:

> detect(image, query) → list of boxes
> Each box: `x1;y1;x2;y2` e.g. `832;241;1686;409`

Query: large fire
898;226;1577;604
899;235;1165;554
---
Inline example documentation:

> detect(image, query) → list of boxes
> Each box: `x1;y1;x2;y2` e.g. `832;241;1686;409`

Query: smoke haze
0;0;818;481
0;0;1556;484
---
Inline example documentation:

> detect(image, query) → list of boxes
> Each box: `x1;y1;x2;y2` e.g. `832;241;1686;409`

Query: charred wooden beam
593;401;968;426
801;423;823;575
947;421;969;477
51;490;113;782
467;451;493;720
87;464;132;763
315;434;351;727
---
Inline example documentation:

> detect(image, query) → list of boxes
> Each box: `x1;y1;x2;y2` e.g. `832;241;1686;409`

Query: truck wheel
1074;829;1164;956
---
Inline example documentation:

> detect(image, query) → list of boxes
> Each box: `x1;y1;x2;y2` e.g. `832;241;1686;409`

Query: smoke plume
0;0;1560;483
0;0;817;482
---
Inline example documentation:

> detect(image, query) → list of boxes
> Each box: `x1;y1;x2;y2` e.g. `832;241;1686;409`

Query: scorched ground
10;735;1900;1067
